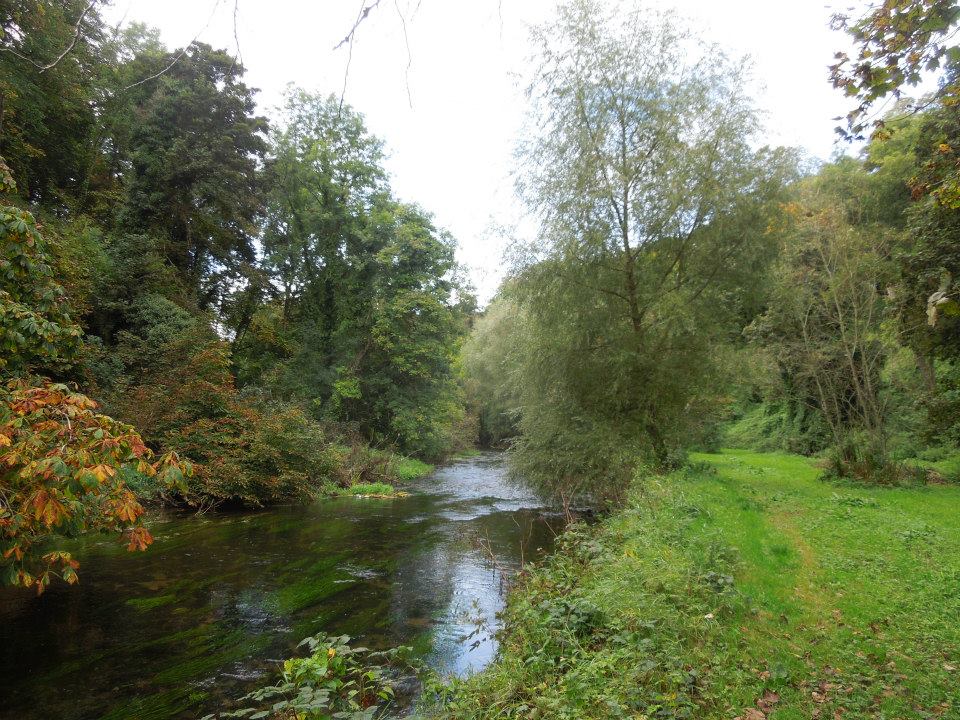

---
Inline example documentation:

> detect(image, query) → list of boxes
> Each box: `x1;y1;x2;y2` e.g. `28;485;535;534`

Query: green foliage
0;1;105;206
0;191;82;374
109;328;339;505
462;298;522;448
207;634;413;720
1;5;468;517
749;178;894;454
116;43;267;310
470;0;795;503
242;90;469;459
390;455;433;482
336;482;397;497
426;450;960;718
830;0;960;145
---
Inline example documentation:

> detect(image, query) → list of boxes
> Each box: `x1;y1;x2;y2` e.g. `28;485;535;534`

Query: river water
0;453;562;719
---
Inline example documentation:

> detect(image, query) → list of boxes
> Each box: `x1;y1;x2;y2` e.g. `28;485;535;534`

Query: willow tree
505;0;795;502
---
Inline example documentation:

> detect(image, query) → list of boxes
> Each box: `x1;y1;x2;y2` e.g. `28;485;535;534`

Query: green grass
392;455;434;482
450;448;484;460
425;449;960;719
336;481;397;497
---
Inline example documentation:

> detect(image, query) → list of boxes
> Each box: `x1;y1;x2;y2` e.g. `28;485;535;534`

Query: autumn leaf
126;526;153;552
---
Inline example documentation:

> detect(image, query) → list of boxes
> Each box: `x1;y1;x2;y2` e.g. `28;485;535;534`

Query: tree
462;296;524;448
258;89;387;382
0;159;189;592
0;0;106;206
118;42;268;311
246;90;467;457
750;185;894;461
499;0;794;502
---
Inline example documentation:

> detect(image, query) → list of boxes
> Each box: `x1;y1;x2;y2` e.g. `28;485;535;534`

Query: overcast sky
101;0;867;302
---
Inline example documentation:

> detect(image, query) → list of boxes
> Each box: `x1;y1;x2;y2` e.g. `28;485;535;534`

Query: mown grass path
688;450;960;719
431;450;960;719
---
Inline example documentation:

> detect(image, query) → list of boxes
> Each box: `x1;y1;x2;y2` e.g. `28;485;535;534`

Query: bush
0;379;189;591
821;432;931;486
207;634;414;720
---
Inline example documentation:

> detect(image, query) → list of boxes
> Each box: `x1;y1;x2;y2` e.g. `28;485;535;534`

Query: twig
338;0;384;113
1;0;99;73
231;0;244;72
333;0;385;51
394;0;413;108
120;0;224;91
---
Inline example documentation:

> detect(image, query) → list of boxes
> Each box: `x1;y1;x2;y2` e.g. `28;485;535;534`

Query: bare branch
231;0;244;72
1;0;99;73
120;0;224;91
334;0;385;51
394;0;413;108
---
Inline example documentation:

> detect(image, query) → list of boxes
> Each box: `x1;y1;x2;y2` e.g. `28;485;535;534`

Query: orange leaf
126;526;153;552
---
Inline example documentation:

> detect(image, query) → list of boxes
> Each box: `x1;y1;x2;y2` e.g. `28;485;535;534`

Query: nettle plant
208;634;413;720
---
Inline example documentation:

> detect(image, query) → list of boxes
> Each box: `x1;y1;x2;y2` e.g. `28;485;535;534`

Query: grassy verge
425;449;960;719
327;481;403;498
392;455;434;482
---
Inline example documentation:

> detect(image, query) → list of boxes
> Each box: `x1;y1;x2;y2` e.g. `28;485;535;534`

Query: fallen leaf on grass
757;689;781;712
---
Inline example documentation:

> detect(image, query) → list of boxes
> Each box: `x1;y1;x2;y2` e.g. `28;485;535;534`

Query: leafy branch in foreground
0;379;191;592
830;0;960;140
205;633;414;720
0;155;191;593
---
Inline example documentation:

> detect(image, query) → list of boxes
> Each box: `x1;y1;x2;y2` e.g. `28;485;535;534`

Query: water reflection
0;452;562;719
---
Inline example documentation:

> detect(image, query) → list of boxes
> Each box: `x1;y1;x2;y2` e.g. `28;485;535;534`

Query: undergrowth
421;450;960;719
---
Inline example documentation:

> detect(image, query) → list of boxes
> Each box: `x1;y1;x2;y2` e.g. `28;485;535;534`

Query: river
0;452;563;719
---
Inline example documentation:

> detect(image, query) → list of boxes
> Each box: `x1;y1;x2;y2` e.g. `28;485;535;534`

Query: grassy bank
427;450;960;719
317;450;434;499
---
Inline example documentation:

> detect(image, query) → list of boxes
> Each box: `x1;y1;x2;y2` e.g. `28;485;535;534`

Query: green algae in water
0;453;563;720
125;593;177;610
273;572;359;614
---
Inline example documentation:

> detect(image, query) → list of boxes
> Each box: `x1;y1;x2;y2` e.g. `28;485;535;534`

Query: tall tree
118;43;267;310
0;0;106;206
241;90;467;457
499;0;795;502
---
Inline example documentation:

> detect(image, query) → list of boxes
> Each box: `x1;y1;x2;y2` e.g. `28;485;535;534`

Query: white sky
101;0;867;302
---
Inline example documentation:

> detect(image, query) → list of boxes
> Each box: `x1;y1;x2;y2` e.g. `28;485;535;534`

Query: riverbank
429;450;960;718
319;452;434;499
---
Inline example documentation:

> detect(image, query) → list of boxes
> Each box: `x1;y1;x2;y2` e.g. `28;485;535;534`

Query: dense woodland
2;0;960;718
0;0;958;626
0;1;476;590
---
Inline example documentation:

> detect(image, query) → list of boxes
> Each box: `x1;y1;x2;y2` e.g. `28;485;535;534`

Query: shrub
206;634;414;720
0;379;189;592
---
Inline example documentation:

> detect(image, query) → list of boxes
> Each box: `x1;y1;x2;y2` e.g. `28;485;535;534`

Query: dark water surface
0;453;562;719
